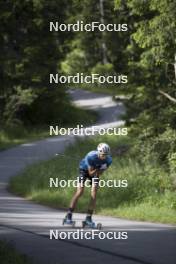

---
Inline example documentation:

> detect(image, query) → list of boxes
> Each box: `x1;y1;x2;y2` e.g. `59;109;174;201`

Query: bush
2;123;28;139
0;240;32;264
3;87;37;124
61;48;87;75
91;63;115;85
91;63;115;76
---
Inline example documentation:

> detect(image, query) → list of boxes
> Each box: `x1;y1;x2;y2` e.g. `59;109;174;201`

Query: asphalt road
0;89;175;264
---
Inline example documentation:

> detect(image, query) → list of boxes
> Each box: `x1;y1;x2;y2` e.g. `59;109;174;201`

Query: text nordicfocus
50;21;128;32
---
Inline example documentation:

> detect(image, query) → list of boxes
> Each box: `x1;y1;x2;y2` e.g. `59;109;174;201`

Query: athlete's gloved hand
100;164;107;170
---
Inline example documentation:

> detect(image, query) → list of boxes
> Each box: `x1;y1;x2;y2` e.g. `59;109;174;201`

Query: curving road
0;89;175;264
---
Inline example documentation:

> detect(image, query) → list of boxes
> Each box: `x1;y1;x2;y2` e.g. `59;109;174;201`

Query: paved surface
0;89;175;264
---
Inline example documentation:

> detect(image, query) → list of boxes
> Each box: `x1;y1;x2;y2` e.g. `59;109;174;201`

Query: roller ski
82;216;102;230
62;213;76;227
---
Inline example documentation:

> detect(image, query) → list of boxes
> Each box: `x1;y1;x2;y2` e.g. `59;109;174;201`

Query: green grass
0;106;97;151
9;133;176;224
0;240;33;264
0;126;49;151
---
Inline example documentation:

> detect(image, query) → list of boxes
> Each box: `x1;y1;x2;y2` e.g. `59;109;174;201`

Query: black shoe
85;215;92;223
66;212;72;221
84;215;95;228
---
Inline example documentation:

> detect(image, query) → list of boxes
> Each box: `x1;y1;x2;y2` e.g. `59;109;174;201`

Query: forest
0;0;176;221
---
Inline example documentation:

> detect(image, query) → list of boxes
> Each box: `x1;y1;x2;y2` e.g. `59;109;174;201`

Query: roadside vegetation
0;240;33;264
10;131;176;224
0;106;97;151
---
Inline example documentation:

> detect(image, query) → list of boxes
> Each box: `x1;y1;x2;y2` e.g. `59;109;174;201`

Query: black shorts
78;169;99;187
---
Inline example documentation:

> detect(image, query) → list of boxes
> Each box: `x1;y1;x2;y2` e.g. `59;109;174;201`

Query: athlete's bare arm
88;167;98;176
88;167;104;177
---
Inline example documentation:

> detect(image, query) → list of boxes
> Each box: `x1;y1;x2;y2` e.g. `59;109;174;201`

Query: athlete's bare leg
87;184;98;212
69;184;84;210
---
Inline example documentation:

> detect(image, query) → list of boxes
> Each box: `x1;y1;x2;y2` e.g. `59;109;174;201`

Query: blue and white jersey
79;150;112;171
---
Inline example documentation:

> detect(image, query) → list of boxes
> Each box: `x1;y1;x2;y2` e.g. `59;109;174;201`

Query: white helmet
97;143;110;155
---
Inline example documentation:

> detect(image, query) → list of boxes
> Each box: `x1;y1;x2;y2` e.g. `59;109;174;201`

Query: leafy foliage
115;0;176;132
0;0;72;125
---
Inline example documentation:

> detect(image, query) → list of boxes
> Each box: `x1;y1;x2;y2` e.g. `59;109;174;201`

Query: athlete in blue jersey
65;143;112;224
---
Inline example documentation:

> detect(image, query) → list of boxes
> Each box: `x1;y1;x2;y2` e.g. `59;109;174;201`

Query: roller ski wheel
82;221;86;228
62;217;76;227
97;223;102;230
82;220;96;229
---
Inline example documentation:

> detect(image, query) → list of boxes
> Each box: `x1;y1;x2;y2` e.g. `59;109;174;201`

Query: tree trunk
99;0;108;64
174;54;176;80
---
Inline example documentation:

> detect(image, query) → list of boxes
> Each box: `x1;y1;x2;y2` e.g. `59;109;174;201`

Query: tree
115;0;176;133
62;0;128;75
0;0;71;125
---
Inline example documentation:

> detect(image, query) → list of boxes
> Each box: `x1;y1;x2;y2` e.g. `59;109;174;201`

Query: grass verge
9;133;176;224
0;106;97;151
0;240;33;264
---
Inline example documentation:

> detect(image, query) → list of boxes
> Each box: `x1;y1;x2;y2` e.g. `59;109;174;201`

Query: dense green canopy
1;0;175;135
